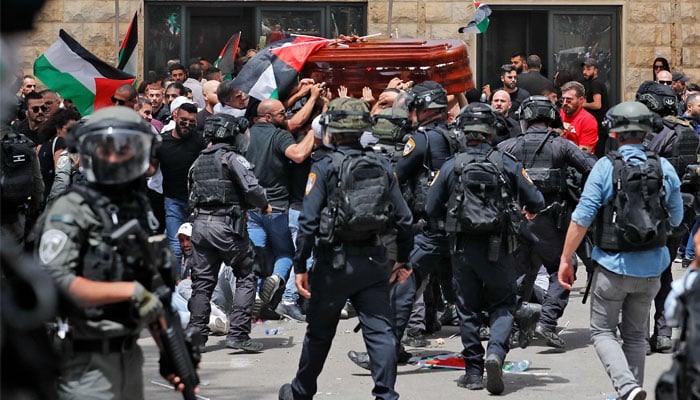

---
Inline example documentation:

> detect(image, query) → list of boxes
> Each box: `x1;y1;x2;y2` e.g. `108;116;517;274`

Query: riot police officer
426;102;545;394
278;98;413;400
498;96;596;348
393;81;461;347
187;113;270;352
36;107;190;399
636;81;700;353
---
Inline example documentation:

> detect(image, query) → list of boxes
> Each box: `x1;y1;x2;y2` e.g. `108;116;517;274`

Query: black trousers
188;214;256;342
452;236;517;376
291;254;398;400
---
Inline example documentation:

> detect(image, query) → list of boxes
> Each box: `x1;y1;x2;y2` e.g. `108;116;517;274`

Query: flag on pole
231;36;330;101
117;12;138;76
34;29;135;115
214;32;241;76
458;1;492;34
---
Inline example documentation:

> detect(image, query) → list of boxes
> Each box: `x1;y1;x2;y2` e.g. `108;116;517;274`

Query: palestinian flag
214;32;241;76
458;1;492;34
232;36;329;100
117;12;138;77
34;29;135;115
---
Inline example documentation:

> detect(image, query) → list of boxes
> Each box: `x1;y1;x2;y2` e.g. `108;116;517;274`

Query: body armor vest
189;146;242;210
514;132;567;200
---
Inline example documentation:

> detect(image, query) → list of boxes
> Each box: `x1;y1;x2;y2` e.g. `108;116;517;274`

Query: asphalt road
142;260;685;400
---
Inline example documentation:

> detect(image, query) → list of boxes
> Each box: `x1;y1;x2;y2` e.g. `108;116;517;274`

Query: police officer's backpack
323;150;394;242
0;132;35;204
595;151;669;252
445;149;511;234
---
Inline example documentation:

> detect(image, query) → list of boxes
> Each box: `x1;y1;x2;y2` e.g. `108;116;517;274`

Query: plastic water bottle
265;328;279;335
503;359;531;372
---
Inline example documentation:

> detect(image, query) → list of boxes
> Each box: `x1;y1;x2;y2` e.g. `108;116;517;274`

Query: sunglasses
658;80;673;85
178;119;196;126
30;105;49;113
653;65;665;70
111;96;135;105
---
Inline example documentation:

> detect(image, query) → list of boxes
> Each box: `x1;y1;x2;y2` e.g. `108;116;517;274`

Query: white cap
311;114;324;140
170;96;195;114
176;222;193;238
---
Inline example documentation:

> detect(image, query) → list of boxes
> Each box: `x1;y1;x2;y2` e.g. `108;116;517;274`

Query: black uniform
425;142;544;377
498;125;595;333
290;144;413;400
187;143;268;346
393;122;457;340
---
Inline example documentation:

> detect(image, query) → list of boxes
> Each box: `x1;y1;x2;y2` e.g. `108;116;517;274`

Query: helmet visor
79;130;152;184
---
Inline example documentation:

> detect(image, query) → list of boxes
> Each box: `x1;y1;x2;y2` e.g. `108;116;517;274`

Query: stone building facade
21;0;700;101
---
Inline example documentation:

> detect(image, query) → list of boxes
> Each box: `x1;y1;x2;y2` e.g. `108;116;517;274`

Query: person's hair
188;62;202;79
116;84;138;100
136;95;152;111
165;82;186;96
686;83;700;93
560;81;586;98
687;93;700;107
24;91;44;107
38;89;59;100
526;55;542;70
652;57;671;80
511;51;526;60
204;66;221;81
178;103;198;114
168;63;187;74
553;70;574;89
217;80;238;103
465;88;482;103
38;107;82;141
22;74;35;81
500;63;516;76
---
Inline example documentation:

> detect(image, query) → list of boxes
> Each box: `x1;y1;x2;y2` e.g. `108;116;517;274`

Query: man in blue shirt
558;101;683;400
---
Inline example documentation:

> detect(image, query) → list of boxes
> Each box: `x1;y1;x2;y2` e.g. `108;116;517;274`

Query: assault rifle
110;219;201;400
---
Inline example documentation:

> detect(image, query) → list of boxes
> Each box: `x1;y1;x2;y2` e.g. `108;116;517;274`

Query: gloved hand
131;281;163;325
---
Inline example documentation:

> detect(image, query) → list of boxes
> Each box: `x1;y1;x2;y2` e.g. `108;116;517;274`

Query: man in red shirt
559;80;598;153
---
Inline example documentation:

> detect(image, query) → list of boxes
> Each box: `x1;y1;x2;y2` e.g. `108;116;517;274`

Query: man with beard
16;91;47;144
244;98;315;318
560;81;598;154
580;58;609;157
499;64;530;115
149;96;206;276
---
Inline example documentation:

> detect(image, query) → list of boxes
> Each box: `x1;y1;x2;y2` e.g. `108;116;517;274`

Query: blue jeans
246;210;294;283
686;218;700;259
164;197;189;276
285;208;314;303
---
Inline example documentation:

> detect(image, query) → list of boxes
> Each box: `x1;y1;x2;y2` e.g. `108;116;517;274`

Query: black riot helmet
517;95;559;131
67;106;156;185
635;80;678;117
603;101;660;142
455;102;498;143
203;113;250;150
404;81;448;112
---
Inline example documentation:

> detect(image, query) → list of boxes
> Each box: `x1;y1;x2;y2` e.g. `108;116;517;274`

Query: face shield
79;129;152;185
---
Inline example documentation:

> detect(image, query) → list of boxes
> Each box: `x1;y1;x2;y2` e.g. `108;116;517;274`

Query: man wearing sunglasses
17;91;47;145
149;96;206;276
111;84;138;110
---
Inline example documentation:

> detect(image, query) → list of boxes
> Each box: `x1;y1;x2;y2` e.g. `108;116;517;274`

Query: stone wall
21;0;700;101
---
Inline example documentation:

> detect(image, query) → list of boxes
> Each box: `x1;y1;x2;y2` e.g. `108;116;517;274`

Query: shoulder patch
56;155;70;169
305;172;317;195
521;168;533;184
402;137;416;156
236;154;252;169
429;170;440;187
39;229;69;264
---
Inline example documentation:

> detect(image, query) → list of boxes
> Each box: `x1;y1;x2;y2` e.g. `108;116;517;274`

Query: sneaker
339;302;356;319
457;374;484;390
402;331;429;347
621;386;647;400
535;323;565;349
226;337;263;352
278;383;294;400
276;302;306;322
650;335;672;353
347;350;371;370
484;353;505;395
439;304;459;326
260;274;284;311
682;257;694;269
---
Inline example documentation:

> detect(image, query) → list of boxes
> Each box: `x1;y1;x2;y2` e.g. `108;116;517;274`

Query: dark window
477;6;620;104
145;2;366;77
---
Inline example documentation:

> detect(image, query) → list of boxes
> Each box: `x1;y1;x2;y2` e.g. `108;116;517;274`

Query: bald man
196;80;220;131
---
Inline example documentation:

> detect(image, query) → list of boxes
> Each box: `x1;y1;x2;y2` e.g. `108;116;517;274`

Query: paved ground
142;261;686;400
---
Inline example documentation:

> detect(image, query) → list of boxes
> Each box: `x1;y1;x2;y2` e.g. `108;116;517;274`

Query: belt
72;335;137;354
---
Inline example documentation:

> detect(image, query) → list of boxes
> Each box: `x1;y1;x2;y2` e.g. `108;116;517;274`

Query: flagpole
114;0;120;63
387;0;394;37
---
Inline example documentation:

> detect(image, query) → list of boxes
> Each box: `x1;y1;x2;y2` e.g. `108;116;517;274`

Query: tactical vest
410;124;463;217
595;151;669;252
514;132;567;199
662;116;700;177
62;185;157;324
188;146;242;210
